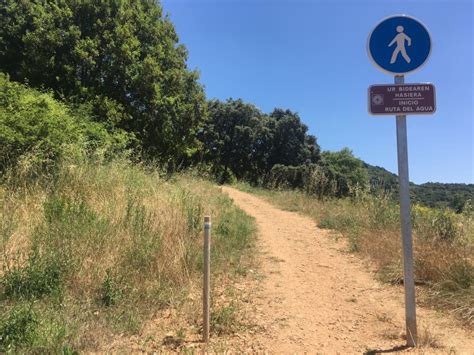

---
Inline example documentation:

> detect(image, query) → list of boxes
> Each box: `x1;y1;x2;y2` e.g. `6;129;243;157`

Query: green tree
319;148;369;197
267;109;320;168
0;0;205;162
199;99;264;182
199;100;321;183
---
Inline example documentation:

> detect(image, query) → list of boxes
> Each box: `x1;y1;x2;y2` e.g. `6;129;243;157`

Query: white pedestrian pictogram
388;26;411;64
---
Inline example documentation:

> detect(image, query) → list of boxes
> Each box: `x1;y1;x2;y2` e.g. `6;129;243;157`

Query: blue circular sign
368;15;432;75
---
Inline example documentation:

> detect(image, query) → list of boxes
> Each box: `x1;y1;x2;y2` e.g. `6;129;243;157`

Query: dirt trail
222;187;474;354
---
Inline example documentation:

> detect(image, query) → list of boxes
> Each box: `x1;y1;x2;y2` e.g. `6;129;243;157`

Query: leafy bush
0;304;71;352
318;148;369;197
268;149;369;198
412;205;460;241
0;73;129;174
269;164;313;190
0;305;38;352
2;251;64;300
99;269;124;307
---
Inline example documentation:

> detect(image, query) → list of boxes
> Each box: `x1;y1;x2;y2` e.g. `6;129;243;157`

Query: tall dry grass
0;159;256;352
236;183;473;327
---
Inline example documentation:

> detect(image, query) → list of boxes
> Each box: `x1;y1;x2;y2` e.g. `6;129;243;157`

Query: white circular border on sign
367;14;433;76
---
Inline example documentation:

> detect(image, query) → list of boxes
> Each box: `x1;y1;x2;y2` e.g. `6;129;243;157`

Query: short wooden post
203;216;211;343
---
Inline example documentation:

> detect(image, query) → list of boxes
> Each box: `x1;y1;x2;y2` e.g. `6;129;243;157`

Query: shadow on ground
364;344;411;354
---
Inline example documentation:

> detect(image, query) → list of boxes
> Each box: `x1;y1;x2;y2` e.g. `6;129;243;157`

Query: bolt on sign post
203;216;211;343
367;15;435;347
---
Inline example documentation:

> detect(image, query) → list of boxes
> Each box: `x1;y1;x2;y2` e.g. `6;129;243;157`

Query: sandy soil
222;186;474;354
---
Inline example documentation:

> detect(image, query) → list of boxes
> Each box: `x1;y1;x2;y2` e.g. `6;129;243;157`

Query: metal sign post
203;216;211;343
368;14;434;347
395;74;417;347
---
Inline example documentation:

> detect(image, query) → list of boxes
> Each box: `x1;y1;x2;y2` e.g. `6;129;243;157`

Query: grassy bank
0;160;256;352
235;183;473;327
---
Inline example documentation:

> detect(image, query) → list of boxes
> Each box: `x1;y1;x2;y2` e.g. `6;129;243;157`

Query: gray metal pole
203;216;211;343
395;75;417;347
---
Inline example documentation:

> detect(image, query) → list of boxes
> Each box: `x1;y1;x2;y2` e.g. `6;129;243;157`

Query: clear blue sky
161;0;473;184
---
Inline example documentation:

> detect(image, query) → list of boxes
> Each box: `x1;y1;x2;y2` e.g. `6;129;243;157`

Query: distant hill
411;183;474;212
364;163;399;192
364;163;474;212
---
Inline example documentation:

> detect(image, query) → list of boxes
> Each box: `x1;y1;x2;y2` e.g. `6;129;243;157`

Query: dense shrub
0;73;129;174
269;164;314;189
0;305;38;352
268;149;369;198
2;250;65;300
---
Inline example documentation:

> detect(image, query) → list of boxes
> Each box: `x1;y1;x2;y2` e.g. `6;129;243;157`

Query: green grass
2;247;65;300
0;160;256;351
0;303;72;353
235;182;473;327
0;305;38;352
211;303;239;336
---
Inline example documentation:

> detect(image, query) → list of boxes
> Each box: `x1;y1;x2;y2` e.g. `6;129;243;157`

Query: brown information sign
368;83;436;115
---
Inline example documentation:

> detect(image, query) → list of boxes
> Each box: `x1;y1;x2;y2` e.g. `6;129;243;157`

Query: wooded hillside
1;0;470;210
366;164;473;212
